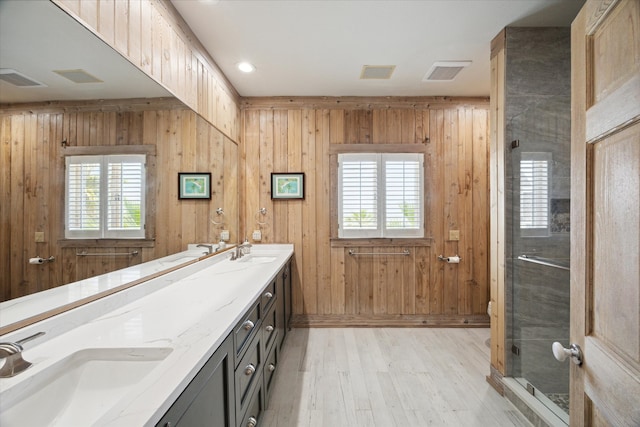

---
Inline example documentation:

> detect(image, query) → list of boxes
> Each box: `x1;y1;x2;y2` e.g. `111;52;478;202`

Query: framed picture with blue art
178;172;211;199
271;172;305;200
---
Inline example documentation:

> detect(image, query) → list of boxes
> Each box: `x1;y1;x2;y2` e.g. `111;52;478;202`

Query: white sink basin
238;255;277;264
0;347;172;426
161;251;204;263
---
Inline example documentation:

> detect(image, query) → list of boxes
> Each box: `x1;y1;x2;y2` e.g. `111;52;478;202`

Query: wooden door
571;0;640;425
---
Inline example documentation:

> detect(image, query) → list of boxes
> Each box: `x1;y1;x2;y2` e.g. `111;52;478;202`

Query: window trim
60;145;156;243
330;144;429;242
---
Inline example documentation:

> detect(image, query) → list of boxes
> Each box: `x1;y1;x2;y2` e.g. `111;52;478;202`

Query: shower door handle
552;342;583;366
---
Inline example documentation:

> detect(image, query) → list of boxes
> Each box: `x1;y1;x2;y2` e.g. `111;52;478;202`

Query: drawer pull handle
265;325;274;332
264;291;273;299
268;363;276;372
247;416;258;427
242;320;255;331
244;363;256;376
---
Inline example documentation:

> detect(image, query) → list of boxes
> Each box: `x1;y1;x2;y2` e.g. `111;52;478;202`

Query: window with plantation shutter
520;152;550;237
66;154;145;239
338;153;424;238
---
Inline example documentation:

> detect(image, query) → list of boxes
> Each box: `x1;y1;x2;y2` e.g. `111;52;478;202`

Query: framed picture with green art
178;172;211;199
271;172;305;200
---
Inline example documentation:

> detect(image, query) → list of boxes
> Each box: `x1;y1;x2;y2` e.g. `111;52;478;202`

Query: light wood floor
263;328;531;427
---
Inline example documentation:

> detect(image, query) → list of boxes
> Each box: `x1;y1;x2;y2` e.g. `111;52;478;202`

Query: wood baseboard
290;314;490;328
486;363;505;395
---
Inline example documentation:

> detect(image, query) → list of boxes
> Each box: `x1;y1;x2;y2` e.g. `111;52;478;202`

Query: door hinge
511;344;520;356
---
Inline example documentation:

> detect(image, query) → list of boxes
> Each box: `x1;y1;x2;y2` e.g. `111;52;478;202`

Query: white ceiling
0;1;585;104
171;0;585;97
0;0;170;104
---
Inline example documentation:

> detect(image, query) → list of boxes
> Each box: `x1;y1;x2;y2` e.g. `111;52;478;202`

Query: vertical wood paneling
472;109;489;314
54;0;241;142
180;112;197;246
241;99;489;324
316;110;332;315
429;109;445;314
301;109;317;314
443;109;459;314
490;44;507;371
114;0;129;56
258;110;274;243
98;0;115;46
49;114;64;289
0;117;13;300
139;0;153;74
243;110;260;241
79;0;98;31
128;0;141;67
459;109;474;315
287;111;305;315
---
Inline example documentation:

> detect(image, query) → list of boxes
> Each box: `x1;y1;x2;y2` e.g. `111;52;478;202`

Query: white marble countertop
0;244;294;426
0;247;219;329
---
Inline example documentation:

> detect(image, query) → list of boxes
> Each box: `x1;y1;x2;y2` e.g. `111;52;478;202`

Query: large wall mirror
0;0;239;331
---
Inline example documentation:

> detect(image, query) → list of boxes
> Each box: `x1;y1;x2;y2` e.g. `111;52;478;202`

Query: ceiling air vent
53;69;103;84
0;69;46;87
423;61;472;81
360;65;396;80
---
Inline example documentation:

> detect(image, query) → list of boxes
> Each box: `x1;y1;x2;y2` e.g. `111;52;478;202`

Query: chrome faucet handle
0;331;45;378
0;342;32;378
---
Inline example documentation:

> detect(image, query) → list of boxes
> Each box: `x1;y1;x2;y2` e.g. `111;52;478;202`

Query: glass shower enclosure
502;26;572;425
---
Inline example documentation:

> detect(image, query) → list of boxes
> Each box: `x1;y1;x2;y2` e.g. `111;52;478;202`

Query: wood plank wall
489;31;507;378
241;97;490;326
0;99;237;301
52;0;240;141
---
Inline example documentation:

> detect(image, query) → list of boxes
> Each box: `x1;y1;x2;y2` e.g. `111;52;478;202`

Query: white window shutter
520;152;550;237
65;154;145;239
106;155;145;238
339;153;379;238
338;152;424;239
383;153;423;237
65;156;102;238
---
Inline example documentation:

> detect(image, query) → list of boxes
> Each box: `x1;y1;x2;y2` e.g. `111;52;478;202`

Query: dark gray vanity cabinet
277;261;292;350
157;258;292;427
156;334;235;427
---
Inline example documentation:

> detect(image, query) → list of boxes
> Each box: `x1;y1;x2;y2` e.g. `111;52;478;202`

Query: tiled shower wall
503;27;572;395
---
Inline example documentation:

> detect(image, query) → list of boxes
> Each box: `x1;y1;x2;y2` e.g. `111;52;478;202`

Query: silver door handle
552;342;583;366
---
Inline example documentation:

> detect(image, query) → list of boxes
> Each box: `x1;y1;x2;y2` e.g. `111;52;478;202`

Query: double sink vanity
0;244;294;426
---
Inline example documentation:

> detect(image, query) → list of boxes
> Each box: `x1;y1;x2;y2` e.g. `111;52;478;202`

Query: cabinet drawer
262;300;278;354
235;334;262;419
238;378;263;427
234;301;260;362
261;279;276;312
263;342;279;406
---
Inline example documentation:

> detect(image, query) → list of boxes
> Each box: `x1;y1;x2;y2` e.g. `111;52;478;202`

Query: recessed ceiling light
237;62;256;73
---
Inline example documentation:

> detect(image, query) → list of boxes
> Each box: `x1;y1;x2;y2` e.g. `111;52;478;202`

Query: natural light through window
65;154;145;239
520;152;550;237
338;153;423;238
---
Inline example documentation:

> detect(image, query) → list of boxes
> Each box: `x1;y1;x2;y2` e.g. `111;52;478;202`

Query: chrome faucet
0;331;45;378
230;239;252;261
196;244;214;254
